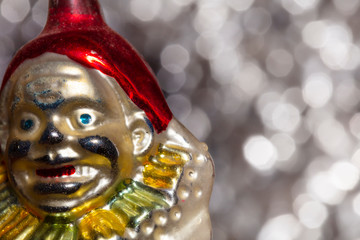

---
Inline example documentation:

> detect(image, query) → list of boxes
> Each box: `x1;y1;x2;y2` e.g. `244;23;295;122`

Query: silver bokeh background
1;0;360;239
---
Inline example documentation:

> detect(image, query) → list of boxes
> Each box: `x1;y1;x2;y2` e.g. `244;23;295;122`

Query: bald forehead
6;53;131;119
14;61;98;104
8;61;116;113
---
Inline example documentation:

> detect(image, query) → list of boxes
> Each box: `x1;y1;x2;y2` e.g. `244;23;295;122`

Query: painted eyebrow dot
21;119;34;131
80;114;92;125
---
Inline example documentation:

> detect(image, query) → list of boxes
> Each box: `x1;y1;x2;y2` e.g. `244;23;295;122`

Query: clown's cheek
8;140;31;160
78;135;119;167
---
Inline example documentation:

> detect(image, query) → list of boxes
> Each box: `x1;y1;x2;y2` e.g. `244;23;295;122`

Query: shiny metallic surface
4;53;133;216
135;118;214;240
2;0;360;239
0;50;214;239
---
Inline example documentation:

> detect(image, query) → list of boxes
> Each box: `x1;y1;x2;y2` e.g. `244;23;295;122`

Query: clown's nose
39;123;64;145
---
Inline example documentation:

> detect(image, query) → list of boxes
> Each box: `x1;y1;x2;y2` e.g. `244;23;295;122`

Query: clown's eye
20;119;34;131
73;109;102;129
80;114;92;125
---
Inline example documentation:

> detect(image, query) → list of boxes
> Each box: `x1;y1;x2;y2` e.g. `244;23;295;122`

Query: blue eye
80;114;92;125
21;119;34;131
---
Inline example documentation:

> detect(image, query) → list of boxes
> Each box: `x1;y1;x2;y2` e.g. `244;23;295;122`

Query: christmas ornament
0;0;214;239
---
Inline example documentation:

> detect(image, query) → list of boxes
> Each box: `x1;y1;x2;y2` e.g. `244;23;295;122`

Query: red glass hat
1;0;172;133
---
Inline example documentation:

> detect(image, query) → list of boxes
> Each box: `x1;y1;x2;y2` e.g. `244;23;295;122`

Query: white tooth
90;168;98;175
83;166;89;176
74;166;80;177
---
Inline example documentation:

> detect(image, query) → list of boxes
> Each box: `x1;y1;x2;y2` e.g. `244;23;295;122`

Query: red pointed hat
1;0;172;133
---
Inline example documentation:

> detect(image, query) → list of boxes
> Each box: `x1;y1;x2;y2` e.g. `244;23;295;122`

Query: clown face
5;57;135;215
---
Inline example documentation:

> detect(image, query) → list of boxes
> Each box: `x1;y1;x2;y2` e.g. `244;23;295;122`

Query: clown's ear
130;116;154;156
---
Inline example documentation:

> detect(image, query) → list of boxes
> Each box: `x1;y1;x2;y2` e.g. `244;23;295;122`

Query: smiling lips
36;165;76;178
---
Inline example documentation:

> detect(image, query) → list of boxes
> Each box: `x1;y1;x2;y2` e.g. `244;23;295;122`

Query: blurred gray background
1;0;360;239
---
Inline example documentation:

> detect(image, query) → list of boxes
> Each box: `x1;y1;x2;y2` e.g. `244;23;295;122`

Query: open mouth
36;165;76;178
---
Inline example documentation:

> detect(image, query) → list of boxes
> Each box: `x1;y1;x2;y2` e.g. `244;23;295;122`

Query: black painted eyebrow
33;97;65;110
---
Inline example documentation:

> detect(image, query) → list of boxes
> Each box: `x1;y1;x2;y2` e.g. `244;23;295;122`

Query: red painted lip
36;165;76;178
